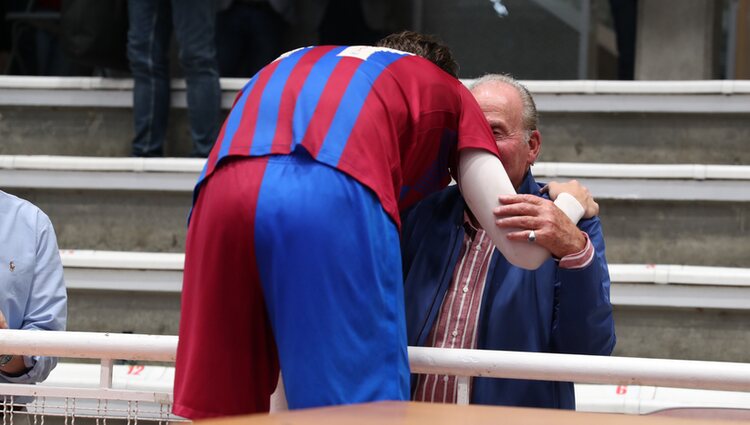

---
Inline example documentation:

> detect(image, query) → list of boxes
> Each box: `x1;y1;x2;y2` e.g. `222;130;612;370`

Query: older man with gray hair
401;74;615;409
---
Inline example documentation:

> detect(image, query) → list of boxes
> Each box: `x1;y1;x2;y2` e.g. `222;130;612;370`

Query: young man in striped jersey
174;32;549;418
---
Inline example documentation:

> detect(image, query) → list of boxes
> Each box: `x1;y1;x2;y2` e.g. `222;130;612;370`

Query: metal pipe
409;346;750;393
4;331;750;393
0;330;176;362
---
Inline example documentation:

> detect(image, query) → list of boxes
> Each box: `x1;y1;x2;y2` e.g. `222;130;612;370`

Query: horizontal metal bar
0;383;172;403
3;164;749;202
611;283;750;310
532;93;750;113
608;264;750;286
0;330;176;361
3;76;750;94
5;156;750;180
0;169;195;192
58;249;750;308
408;346;750;392
59;250;750;286
567;178;750;201
3;330;750;394
61;250;184;270
532;163;750;180
0;156;204;172
65;268;183;293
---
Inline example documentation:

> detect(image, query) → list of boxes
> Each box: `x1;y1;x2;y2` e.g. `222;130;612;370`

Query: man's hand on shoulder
0;310;7;330
495;194;587;258
542;180;599;219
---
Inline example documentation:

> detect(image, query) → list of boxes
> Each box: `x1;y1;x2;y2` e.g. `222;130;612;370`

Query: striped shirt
413;213;595;403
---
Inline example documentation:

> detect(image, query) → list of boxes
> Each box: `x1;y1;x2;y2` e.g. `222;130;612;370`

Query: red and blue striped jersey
196;45;500;228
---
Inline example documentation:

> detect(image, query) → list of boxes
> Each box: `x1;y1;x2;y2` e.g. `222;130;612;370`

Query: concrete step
58;250;750;363
3;156;748;266
16;193;744;264
2;77;749;163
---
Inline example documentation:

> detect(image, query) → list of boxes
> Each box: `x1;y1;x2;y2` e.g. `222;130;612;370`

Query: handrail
58;250;750;288
0;155;203;173
3;155;750;180
3;76;750;95
2;330;750;394
0;330;176;362
408;347;750;393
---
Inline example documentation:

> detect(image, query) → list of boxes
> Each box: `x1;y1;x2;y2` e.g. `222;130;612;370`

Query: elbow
497;240;550;270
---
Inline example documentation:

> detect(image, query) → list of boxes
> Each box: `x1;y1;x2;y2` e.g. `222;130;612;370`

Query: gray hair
469;74;539;141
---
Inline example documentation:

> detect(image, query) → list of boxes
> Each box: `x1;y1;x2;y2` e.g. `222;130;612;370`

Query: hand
0;310;7;329
542;180;599;219
495;194;587;258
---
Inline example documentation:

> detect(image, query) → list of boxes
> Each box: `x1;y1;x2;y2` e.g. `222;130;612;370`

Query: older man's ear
527;129;542;166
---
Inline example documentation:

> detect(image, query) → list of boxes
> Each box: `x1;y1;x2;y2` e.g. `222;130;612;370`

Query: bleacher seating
1;76;749;366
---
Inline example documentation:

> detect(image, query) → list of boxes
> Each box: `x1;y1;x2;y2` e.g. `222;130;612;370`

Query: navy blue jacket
401;172;616;409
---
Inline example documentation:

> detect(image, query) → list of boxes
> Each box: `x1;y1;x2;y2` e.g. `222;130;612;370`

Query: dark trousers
127;0;221;157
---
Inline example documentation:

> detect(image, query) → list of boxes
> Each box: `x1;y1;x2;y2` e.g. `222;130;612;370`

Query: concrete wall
5;107;750;165
421;0;580;79
613;306;750;363
635;0;721;79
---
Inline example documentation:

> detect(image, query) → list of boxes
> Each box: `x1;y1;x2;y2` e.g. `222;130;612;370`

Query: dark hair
376;31;459;78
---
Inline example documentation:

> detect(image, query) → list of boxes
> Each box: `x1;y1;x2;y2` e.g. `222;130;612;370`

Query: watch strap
0;354;14;367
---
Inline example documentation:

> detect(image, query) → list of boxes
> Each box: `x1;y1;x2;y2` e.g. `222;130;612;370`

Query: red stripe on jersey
226;60;281;157
300;58;361;157
204;90;244;178
270;46;337;154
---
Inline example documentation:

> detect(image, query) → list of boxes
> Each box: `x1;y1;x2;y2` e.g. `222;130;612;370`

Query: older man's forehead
473;84;523;125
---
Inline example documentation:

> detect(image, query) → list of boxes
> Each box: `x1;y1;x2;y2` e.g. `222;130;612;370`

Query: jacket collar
518;170;541;196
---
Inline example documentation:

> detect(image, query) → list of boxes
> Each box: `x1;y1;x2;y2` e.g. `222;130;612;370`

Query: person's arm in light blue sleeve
551;217;616;355
0;211;67;384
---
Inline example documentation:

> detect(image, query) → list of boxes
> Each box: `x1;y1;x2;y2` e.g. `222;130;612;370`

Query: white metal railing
4;155;750;180
59;251;750;287
56;251;750;309
3;76;750;94
2;329;750;416
0;331;178;422
3;156;750;202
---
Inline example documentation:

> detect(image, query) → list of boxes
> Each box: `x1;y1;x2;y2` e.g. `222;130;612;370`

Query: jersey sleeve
456;86;501;157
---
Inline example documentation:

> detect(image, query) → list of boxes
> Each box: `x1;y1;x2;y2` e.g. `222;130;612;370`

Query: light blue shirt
0;190;67;392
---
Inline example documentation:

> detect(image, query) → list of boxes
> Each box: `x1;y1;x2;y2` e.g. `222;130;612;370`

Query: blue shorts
175;151;409;418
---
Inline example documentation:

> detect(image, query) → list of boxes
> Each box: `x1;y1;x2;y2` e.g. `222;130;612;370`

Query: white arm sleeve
458;149;586;270
458;149;549;270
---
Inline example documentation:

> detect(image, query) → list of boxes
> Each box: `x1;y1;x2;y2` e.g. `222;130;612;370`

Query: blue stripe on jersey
217;78;256;161
249;47;313;156
317;50;407;166
291;46;347;147
193;76;259;214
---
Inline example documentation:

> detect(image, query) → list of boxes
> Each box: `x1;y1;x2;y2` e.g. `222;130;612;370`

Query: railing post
456;376;470;405
100;359;113;389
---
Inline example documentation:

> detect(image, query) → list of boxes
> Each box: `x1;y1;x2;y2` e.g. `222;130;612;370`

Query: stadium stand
1;76;749;420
